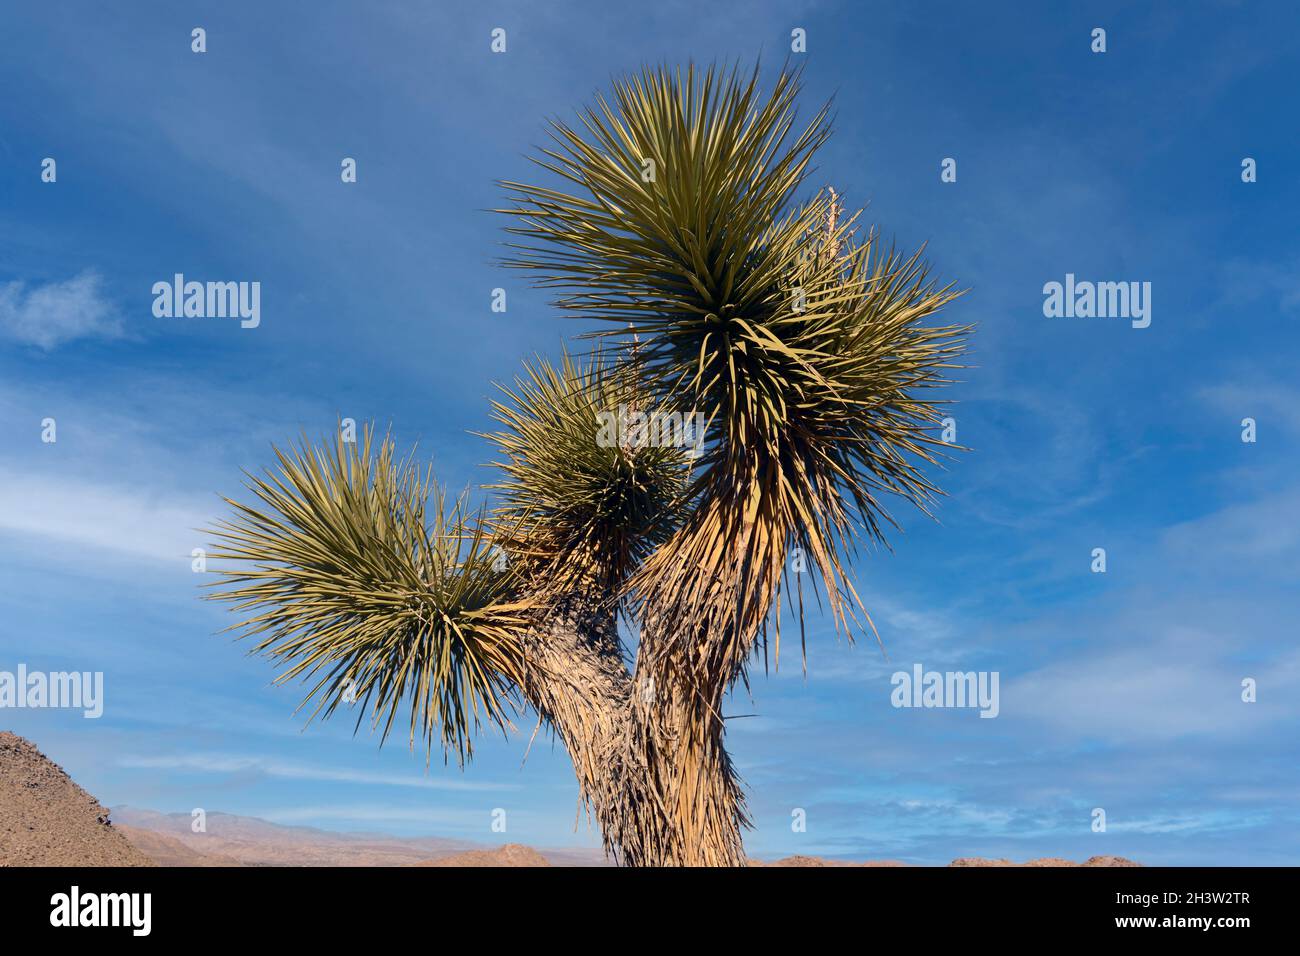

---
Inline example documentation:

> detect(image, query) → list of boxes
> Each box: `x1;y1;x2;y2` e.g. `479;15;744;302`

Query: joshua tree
208;63;967;867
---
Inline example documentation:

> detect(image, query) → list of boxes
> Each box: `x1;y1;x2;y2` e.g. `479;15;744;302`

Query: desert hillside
0;731;152;867
413;843;550;867
113;825;244;867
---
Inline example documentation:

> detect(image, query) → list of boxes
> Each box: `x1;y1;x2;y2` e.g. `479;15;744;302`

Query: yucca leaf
205;426;530;766
482;349;692;600
498;63;969;676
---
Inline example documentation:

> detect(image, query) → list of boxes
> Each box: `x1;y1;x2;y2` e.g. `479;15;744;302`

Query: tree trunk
518;594;747;866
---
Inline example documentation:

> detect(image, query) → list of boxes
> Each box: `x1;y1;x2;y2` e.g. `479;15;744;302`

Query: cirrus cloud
0;270;123;349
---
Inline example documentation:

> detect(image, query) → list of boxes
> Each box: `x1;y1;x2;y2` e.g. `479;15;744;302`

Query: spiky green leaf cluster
498;64;828;338
206;428;529;765
499;63;969;666
484;350;691;597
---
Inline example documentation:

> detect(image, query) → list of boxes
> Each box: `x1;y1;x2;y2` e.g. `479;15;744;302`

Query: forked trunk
520;594;747;866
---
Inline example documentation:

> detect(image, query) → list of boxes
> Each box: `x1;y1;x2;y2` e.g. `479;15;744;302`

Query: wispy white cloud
0;271;123;349
1215;257;1300;318
0;369;336;569
117;752;521;792
764;589;970;684
1198;380;1300;436
1106;813;1265;836
1160;486;1300;570
0;467;212;564
1005;631;1300;742
254;804;519;827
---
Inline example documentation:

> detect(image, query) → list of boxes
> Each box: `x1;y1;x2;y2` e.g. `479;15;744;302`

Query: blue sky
2;0;1298;864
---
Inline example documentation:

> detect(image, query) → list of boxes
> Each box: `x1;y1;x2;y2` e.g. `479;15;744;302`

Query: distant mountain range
109;805;608;867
